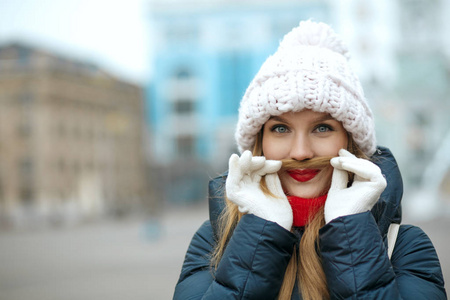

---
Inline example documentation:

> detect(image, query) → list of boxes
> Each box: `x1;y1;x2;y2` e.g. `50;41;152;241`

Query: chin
285;183;330;198
281;173;331;198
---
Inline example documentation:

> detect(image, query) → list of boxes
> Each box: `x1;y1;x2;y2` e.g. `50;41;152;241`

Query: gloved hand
325;149;387;224
226;150;293;230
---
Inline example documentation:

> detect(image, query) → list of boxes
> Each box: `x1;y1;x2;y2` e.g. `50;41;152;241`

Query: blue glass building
146;0;331;202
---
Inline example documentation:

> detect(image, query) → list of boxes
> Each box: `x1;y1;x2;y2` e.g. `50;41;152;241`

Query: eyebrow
311;114;335;123
267;114;335;123
267;116;287;122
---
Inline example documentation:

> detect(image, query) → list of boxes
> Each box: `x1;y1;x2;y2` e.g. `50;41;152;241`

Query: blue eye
271;125;289;133
315;124;333;133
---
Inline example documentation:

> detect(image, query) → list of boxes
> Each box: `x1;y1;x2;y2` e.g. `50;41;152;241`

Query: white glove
226;150;293;230
324;149;387;224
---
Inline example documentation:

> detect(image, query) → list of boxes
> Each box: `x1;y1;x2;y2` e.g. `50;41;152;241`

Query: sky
0;0;151;85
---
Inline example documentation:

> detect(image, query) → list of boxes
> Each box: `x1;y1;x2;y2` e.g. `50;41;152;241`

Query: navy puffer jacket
173;147;447;299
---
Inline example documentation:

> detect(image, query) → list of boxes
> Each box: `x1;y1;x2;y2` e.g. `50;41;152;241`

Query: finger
250;156;266;172
250;159;281;183
246;156;266;182
329;166;348;191
337;157;384;182
228;153;240;175
226;153;243;189
256;160;282;176
239;150;254;174
330;157;343;169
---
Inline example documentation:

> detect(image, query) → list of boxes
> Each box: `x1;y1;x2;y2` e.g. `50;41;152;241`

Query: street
0;202;448;300
0;203;209;300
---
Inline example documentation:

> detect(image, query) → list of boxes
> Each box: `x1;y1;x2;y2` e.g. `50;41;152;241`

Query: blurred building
0;43;151;227
390;0;450;216
334;0;450;215
146;0;450;211
392;0;450;182
147;0;332;203
367;0;450;191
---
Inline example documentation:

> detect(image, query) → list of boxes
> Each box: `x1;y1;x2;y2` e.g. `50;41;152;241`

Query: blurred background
0;0;449;299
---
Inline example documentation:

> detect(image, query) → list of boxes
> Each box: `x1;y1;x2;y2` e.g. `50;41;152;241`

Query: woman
173;21;447;299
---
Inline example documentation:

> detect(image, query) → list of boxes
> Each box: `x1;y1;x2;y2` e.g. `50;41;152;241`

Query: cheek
262;136;286;160
317;134;348;156
261;139;273;158
336;130;349;151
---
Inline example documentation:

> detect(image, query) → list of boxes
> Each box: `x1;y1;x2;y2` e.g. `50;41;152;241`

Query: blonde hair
211;130;366;300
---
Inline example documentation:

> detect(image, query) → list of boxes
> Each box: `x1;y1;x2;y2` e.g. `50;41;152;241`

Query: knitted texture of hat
235;20;376;157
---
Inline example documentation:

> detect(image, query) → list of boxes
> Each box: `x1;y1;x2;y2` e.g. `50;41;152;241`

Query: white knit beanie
235;20;376;157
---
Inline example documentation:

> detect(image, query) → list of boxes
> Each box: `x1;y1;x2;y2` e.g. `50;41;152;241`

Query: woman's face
262;110;348;198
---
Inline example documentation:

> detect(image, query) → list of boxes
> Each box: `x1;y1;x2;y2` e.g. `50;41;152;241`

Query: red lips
287;169;320;182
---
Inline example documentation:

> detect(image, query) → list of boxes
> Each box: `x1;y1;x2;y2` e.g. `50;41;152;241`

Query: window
18;158;34;201
17;46;31;65
174;100;194;114
18;122;32;137
176;135;195;157
17;93;33;137
20;188;34;205
57;158;66;173
176;69;191;79
166;24;198;42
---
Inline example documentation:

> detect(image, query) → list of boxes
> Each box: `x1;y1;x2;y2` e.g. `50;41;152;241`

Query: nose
289;134;314;161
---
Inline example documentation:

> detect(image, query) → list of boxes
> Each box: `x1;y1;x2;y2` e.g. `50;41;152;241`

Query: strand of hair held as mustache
279;156;334;172
260;156;334;197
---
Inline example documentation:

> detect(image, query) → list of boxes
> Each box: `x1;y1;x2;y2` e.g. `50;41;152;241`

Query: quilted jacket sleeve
173;214;297;300
319;211;447;299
